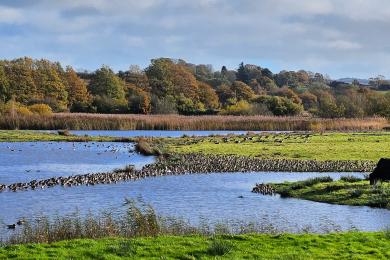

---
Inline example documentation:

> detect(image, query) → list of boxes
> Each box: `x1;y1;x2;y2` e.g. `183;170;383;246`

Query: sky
0;0;389;79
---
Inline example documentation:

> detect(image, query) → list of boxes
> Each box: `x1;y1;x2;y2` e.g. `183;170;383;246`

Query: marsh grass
384;227;390;239
340;175;363;183
0;113;387;131
273;179;390;209
135;138;162;155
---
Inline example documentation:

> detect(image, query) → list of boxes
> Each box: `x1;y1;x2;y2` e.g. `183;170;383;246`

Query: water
1;170;389;233
69;130;282;138
0;140;389;235
0;142;155;184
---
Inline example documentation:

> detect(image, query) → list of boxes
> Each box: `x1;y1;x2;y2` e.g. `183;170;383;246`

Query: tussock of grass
207;238;234;256
273;179;390;209
135;139;162;156
340;175;363;183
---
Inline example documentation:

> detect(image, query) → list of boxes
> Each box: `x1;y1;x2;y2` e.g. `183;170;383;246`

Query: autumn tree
197;81;219;110
127;84;151;114
33;59;68;111
216;84;235;106
64;66;92;112
231;81;255;101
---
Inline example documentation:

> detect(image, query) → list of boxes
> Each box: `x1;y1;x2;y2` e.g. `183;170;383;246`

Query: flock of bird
252;183;276;195
0;152;376;194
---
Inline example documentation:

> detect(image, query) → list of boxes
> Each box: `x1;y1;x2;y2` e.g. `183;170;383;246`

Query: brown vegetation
0;113;387;131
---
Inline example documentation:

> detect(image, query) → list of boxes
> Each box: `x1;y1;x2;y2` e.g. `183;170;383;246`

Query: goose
7;224;16;229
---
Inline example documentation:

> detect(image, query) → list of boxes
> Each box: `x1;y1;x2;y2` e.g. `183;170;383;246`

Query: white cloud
0;6;23;23
0;0;389;78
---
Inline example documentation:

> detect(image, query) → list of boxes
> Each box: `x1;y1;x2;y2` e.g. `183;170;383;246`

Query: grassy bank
0;113;387;131
272;177;390;209
1;232;389;259
0;130;133;142
163;132;390;161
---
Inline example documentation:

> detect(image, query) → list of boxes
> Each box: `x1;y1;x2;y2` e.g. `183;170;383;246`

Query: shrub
220;100;253;115
28;104;53;115
207;239;233;256
15;106;33;116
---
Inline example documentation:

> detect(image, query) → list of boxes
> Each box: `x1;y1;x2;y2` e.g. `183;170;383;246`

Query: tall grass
4;200;196;245
0;113;387;131
2;199;343;246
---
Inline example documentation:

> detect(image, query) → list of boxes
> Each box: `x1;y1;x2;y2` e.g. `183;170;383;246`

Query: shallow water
1;170;389;233
69;130;283;138
0;140;389;235
0;142;155;184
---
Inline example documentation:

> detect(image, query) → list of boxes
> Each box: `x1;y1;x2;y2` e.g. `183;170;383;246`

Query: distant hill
337;78;370;85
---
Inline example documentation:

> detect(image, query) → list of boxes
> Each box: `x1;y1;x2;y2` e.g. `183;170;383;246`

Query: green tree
0;62;10;102
89;65;126;100
6;57;37;104
253;95;303;116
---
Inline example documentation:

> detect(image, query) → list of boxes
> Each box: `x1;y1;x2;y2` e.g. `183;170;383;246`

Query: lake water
69;130;283;138
0;142;155;184
0;140;389;235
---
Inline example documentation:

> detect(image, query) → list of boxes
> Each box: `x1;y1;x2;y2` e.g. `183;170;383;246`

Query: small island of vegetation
271;176;390;209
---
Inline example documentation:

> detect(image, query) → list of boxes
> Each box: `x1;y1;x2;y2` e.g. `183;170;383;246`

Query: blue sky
0;0;389;79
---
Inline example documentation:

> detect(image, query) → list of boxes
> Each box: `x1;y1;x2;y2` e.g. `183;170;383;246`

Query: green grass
164;132;390;161
273;179;390;209
1;233;389;259
0;130;133;142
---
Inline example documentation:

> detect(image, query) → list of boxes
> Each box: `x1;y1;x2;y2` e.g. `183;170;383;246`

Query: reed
2;200;287;246
0;113;387;131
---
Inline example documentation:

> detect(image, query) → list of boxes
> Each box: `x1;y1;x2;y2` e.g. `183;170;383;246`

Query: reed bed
2;200;284;246
0;113;387;131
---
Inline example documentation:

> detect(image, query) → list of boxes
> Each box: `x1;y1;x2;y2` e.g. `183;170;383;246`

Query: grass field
272;177;390;209
164;132;390;161
1;233;389;259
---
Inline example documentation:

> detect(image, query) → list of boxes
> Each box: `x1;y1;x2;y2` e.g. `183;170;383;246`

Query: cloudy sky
0;0;389;78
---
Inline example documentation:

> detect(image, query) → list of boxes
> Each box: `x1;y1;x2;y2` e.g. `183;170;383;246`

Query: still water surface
70;130;273;138
0;140;389;234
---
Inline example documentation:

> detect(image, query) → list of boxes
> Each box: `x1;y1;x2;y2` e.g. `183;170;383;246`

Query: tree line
0;57;389;118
